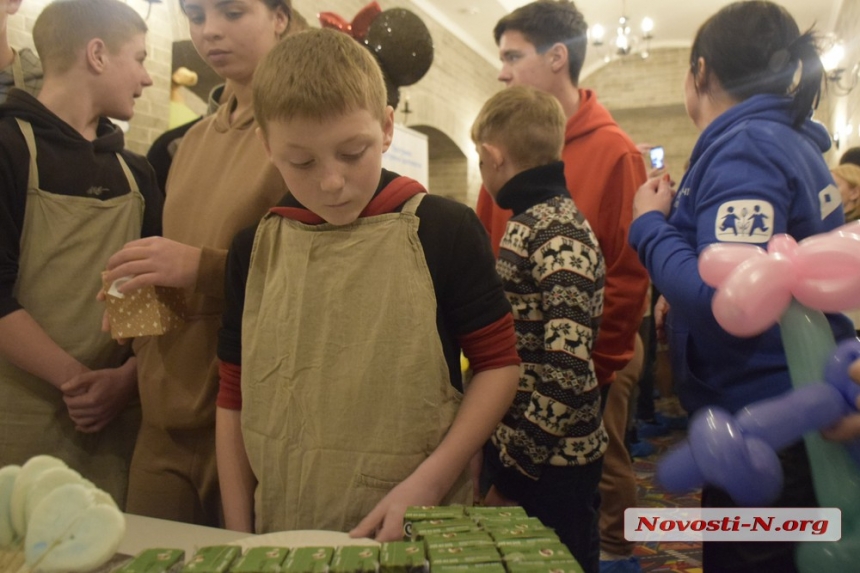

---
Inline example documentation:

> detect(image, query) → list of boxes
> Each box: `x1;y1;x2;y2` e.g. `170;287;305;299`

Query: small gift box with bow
101;274;186;339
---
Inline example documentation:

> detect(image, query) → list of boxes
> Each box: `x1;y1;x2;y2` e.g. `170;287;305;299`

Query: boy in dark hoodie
0;0;162;508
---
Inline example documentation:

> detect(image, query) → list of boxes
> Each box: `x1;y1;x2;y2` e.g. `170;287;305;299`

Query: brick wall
429;156;469;203
581;47;699;180
11;0;172;155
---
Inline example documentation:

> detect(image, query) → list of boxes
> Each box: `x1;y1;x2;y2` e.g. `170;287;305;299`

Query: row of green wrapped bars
113;505;584;573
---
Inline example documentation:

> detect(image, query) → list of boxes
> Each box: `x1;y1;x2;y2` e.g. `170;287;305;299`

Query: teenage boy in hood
0;0;161;508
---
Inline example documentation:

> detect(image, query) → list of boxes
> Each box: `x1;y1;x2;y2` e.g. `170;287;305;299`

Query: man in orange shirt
476;2;649;571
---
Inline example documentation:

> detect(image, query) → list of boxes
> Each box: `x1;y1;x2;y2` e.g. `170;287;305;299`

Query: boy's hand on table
349;473;441;542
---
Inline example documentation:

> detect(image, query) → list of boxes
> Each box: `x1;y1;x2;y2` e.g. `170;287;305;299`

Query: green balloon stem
779;299;860;572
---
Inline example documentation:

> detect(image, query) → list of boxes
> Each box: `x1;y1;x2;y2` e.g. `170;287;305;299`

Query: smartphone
649;146;665;170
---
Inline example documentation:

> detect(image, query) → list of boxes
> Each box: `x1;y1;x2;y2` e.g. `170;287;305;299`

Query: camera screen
650;146;665;170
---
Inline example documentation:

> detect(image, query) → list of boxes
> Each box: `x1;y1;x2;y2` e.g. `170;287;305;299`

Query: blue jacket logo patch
819;184;840;220
714;200;774;242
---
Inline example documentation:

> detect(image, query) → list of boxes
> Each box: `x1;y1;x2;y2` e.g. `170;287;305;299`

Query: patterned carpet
631;428;703;573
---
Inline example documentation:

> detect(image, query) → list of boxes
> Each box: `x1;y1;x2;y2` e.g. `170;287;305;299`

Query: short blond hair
832;163;860;221
33;0;147;75
833;163;860;188
471;86;566;170
253;28;387;134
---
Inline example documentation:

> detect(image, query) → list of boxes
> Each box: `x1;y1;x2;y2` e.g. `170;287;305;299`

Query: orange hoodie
475;89;649;384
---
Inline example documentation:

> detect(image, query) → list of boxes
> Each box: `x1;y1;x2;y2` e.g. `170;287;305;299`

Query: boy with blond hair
473;85;606;573
0;0;160;507
215;28;520;539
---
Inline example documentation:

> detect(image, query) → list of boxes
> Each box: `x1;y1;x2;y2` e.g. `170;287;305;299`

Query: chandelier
589;0;654;62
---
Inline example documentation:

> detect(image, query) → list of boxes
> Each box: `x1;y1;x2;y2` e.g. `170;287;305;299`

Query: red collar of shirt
269;176;426;224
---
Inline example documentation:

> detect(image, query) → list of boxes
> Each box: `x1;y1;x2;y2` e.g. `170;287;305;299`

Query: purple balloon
657;339;860;505
825;337;860;406
689;409;783;505
657;408;783;504
736;384;847;451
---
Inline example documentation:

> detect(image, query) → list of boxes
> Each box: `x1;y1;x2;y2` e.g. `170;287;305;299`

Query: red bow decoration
318;2;382;41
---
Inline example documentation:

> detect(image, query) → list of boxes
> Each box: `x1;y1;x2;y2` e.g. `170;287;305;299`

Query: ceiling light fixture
589;0;654;62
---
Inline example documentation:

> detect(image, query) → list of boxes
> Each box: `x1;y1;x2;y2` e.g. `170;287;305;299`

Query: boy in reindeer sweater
474;85;606;573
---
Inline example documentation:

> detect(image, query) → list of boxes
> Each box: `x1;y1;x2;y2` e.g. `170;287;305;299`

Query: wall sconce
822;36;860;96
834;123;853;150
400;93;412;126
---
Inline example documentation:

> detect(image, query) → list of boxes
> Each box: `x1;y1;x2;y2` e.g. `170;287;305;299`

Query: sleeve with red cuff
458;313;519;373
217;360;242;410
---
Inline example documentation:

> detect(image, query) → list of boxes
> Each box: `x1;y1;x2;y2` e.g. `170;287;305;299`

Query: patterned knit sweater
490;162;608;479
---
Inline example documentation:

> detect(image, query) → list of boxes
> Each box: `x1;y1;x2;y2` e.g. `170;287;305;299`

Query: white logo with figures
819;184;840;220
714;200;774;242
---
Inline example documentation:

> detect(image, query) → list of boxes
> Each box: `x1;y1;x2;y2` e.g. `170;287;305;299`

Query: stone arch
409;125;469;204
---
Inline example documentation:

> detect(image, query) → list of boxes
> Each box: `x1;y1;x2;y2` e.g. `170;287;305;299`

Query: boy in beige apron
0;0;161;508
215;29;521;540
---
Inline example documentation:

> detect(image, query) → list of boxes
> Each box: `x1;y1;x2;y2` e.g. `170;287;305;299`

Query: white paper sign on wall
383;123;429;190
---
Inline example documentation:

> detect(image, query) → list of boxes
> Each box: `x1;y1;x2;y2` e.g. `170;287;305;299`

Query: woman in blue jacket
629;2;854;571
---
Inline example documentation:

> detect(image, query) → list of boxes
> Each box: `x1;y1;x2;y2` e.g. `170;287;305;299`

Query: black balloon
363;8;434;87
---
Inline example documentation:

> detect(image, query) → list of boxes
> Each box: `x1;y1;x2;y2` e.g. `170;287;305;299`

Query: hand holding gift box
101;274;186;340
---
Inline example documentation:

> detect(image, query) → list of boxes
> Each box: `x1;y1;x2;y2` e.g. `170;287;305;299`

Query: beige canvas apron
11;48;24;89
0;119;143;507
242;193;471;533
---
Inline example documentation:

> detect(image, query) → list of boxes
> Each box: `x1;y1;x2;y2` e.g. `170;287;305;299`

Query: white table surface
119;514;249;558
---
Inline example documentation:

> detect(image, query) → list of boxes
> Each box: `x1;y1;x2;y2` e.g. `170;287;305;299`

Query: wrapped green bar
427;545;501;566
481;517;546;532
113;548;185;573
229;547;290;572
329;545;379;573
506;560;585;573
423;531;495;549
492;530;561;547
379;541;426;573
490;527;559;547
410;519;478;540
180;546;241;572
282;546;334;573
431;563;506;573
403;507;467;521
464;506;528;520
499;542;574;562
402;506;468;538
